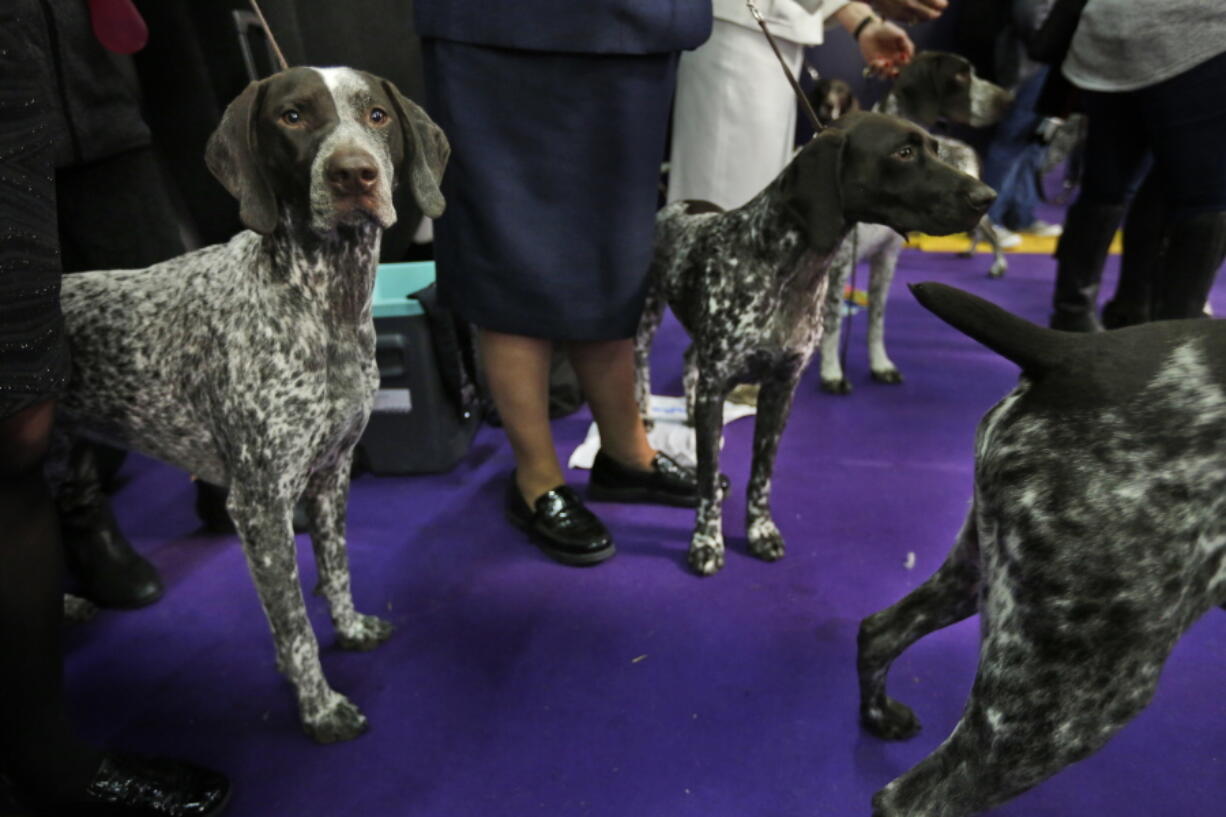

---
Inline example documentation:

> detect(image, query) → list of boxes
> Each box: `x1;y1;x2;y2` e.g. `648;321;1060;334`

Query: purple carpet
67;241;1226;816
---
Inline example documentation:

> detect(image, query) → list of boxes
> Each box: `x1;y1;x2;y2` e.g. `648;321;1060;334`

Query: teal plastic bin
357;262;478;474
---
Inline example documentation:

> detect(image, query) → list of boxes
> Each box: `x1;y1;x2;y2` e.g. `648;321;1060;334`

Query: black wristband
853;15;878;41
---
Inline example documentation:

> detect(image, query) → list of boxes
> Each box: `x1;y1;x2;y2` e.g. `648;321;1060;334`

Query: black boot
1152;210;1226;320
1103;173;1167;329
1050;200;1126;332
60;499;164;610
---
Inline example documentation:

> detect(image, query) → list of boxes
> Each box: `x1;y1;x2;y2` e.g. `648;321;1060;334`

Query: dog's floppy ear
380;80;450;220
205;79;279;235
781;127;847;256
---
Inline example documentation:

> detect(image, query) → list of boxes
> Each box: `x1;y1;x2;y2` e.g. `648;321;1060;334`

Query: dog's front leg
979;217;1007;279
820;247;854;394
745;370;801;562
304;452;394;652
228;482;368;744
688;373;728;575
867;249;902;384
858;507;980;740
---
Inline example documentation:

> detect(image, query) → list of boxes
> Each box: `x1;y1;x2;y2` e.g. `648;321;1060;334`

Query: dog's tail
909;282;1073;376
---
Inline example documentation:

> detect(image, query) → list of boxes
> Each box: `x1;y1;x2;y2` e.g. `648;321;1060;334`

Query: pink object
87;0;148;55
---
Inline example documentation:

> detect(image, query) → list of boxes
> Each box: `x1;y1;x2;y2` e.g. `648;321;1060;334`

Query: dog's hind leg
867;244;903;384
634;280;666;426
819;241;854;394
228;479;367;744
858;507;980;740
688;370;729;576
745;369;802;562
304;450;393;652
870;538;1185;817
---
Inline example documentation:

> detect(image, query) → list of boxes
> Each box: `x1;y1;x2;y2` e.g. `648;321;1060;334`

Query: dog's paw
336;614;395;652
303;695;369;744
748;520;786;562
988;261;1007;279
862;697;922;741
870;368;903;385
821;377;853;395
688;544;726;576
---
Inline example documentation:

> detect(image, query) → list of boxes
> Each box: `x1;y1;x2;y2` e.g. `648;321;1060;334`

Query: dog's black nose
326;150;379;196
965;183;997;212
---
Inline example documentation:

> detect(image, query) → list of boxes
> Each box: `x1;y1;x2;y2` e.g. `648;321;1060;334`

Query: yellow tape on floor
905;231;1123;255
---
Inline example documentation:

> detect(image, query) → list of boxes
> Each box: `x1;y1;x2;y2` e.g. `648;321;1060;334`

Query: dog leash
746;0;824;134
249;0;290;72
744;2;865;380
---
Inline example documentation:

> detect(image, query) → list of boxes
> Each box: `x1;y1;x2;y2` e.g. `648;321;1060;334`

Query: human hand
870;0;948;24
858;20;915;78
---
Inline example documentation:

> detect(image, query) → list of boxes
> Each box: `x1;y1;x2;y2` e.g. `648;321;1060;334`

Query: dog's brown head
888;51;1013;129
780;111;995;254
206;66;449;236
808;77;860;128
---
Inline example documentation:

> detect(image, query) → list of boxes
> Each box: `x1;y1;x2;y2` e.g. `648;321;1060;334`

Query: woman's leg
568;338;655;471
478;329;565;504
0;400;101;800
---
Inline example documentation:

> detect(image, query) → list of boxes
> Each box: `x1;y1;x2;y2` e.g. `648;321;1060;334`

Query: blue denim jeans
981;67;1049;230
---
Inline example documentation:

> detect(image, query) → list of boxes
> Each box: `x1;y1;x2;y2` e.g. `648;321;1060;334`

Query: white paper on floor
567;394;757;470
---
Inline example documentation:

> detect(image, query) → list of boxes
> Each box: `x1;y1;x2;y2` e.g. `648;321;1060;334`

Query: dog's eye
369;107;389;125
281;109;303;126
894;145;916;161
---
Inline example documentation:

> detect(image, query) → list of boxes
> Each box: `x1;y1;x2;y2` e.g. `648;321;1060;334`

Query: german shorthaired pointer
882;51;1013;281
56;66;448;743
859;282;1226;816
635;112;995;576
820;52;1013;394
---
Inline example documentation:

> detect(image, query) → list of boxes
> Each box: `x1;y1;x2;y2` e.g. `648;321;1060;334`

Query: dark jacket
413;0;712;54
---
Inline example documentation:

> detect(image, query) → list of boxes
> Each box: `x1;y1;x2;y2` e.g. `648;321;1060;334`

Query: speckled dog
858;282;1226;816
56;67;448;743
635;112;995;576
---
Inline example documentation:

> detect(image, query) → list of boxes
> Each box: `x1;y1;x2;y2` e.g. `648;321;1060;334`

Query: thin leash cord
249;0;290;71
746;0;824;134
744;0;861;372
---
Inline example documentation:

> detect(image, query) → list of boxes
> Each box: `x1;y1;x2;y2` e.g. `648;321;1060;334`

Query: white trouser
667;19;805;210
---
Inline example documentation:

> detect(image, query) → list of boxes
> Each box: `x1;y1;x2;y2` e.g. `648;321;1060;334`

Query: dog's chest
692;250;829;363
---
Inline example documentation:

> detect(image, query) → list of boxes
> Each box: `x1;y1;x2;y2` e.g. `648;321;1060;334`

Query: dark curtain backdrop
132;0;424;260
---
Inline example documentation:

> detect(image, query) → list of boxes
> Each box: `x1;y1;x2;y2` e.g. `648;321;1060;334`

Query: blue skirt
422;40;678;340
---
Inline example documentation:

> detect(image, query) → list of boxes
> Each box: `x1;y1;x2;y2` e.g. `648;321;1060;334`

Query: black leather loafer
505;476;615;566
588;450;724;509
25;753;230;817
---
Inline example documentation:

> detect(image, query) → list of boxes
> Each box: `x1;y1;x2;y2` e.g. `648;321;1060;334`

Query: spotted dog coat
858;282;1226;816
635;112;995;575
56;67;449;743
819;53;1014;394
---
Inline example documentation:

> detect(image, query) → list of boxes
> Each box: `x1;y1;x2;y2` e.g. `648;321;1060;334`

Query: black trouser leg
0;403;101;801
1050;200;1127;331
1103;172;1168;328
1152;210;1226;320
